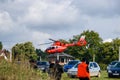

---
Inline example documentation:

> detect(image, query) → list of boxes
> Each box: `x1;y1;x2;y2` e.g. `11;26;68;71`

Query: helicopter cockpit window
46;47;51;50
46;46;56;50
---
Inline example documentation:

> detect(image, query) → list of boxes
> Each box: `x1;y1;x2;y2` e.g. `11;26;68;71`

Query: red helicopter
44;35;87;54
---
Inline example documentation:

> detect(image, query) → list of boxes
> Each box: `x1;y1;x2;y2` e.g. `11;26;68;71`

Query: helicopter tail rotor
76;35;87;46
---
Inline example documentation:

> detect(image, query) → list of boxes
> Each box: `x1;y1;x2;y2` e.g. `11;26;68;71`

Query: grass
61;71;120;80
0;60;120;80
0;60;42;80
38;70;120;80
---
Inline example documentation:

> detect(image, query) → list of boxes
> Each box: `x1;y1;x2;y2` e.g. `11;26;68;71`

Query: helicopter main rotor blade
38;42;53;45
49;38;56;42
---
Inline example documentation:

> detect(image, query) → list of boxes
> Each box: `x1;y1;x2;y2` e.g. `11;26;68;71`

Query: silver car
67;62;101;78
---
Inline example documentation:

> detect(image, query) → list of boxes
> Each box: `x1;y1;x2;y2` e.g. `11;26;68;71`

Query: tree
0;41;3;50
36;49;48;61
12;44;22;60
65;30;102;61
12;42;37;61
24;42;36;59
96;38;120;64
112;38;120;61
81;30;102;61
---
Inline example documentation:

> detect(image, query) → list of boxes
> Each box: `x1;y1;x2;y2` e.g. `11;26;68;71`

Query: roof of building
47;53;75;59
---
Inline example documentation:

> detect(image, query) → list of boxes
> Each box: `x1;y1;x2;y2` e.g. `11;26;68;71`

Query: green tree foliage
36;49;48;61
96;42;113;64
64;30;120;69
113;38;120;53
0;41;3;50
96;38;120;64
81;30;102;61
12;42;37;61
65;30;102;61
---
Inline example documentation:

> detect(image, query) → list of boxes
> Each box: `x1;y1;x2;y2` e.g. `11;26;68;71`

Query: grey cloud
0;0;32;21
72;0;120;17
0;0;120;49
26;23;75;33
0;0;14;3
113;26;120;36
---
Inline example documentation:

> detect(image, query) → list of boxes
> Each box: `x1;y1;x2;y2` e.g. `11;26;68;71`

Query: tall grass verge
0;60;48;80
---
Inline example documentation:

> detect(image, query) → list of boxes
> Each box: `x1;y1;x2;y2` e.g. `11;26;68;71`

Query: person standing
86;59;90;78
48;60;55;79
77;58;90;80
53;60;64;80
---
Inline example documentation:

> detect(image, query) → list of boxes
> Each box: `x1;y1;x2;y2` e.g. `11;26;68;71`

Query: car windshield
93;62;98;68
114;62;120;68
74;63;79;68
68;61;79;65
110;61;118;65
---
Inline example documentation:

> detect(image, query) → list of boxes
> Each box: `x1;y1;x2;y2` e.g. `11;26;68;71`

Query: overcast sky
0;0;120;50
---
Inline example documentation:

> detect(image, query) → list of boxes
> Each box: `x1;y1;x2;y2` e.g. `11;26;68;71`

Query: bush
0;60;43;80
99;63;107;70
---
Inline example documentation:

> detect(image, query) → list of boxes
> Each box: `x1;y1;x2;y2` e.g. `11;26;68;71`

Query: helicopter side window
51;46;55;49
46;46;55;50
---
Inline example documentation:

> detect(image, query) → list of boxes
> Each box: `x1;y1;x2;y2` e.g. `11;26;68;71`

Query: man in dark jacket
53;60;64;80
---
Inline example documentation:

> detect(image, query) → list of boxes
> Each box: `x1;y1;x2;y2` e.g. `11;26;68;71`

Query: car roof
37;61;49;65
73;61;99;67
67;60;80;63
69;60;80;62
63;60;79;66
109;61;119;65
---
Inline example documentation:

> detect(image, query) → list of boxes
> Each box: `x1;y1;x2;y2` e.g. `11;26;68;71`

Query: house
0;49;8;61
0;49;12;62
47;53;75;65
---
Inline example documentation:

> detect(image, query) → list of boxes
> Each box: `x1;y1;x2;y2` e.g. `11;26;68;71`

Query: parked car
67;62;101;78
107;62;120;77
63;60;80;72
36;61;49;72
107;61;118;72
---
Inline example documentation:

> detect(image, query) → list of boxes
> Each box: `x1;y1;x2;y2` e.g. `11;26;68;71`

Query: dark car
107;62;120;77
63;60;80;72
36;61;49;72
107;61;118;72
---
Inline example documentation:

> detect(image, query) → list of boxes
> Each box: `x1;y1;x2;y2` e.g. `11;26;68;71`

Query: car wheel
97;72;101;77
67;74;71;78
43;69;46;73
67;74;73;78
44;69;48;73
108;74;112;78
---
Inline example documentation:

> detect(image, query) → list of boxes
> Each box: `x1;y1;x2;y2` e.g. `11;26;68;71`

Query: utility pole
119;46;120;61
57;53;59;61
10;53;12;62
